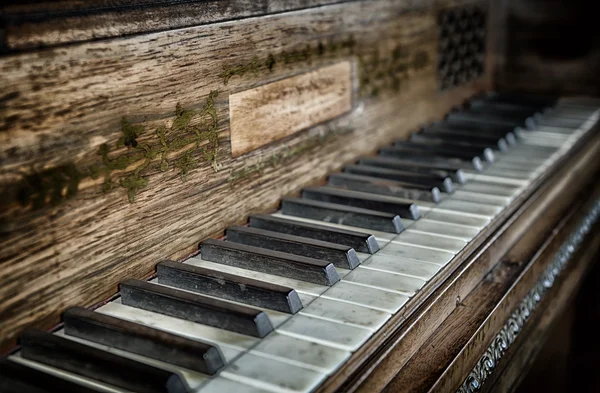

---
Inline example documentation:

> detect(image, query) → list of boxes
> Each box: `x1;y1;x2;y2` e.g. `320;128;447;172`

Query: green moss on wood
18;91;221;209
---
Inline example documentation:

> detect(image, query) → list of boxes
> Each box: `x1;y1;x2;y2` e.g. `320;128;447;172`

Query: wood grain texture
0;0;490;349
229;61;352;157
0;0;350;51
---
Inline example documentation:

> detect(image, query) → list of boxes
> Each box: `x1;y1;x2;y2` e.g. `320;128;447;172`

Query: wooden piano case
1;0;599;392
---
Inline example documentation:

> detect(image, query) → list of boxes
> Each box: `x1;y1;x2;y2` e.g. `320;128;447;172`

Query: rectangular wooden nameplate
229;61;353;157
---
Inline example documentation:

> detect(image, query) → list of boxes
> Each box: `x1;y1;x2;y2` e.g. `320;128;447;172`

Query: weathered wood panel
229;61;353;157
0;0;350;51
0;0;489;350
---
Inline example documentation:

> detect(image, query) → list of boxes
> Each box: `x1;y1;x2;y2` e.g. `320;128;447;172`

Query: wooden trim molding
456;199;600;393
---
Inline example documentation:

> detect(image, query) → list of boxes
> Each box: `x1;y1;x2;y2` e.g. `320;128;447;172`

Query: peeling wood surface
0;0;490;350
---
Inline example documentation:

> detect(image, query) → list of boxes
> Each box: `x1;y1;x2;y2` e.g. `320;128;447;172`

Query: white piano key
297;292;316;306
271;211;397;242
459;182;520;198
343;267;426;294
437;199;503;217
408;219;480;240
377;242;455;265
464;172;529;186
425;211;490;228
97;301;258;353
392;230;467;253
479;168;533;180
200;377;273;393
277;314;372;351
452;190;512;206
299;297;390;331
221;352;327;393
320;281;409;313
186;258;330;296
250;332;350;374
361;253;441;280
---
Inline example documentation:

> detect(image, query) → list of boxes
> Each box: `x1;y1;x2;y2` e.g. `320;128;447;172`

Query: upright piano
1;1;599;392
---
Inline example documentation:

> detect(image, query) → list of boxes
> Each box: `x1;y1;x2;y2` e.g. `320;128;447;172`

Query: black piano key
427;121;523;141
411;131;509;152
281;197;404;233
62;307;224;375
248;214;380;253
0;358;101;393
482;92;556;109
157;260;303;314
120;279;274;338
226;226;360;270
420;126;516;146
302;186;420;220
358;156;466;184
19;329;188;393
343;164;454;193
379;146;484;171
200;239;340;286
328;172;441;203
469;98;545;113
393;140;495;163
445;111;531;129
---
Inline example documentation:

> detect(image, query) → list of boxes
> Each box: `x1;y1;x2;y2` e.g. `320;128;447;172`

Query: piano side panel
0;0;491;350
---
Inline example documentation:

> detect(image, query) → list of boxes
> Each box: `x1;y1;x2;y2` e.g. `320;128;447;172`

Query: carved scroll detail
456;199;600;393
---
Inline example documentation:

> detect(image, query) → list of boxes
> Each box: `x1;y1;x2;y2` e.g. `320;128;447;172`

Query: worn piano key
342;268;426;295
0;358;102;393
276;314;372;351
411;131;509;152
361;254;442;280
200;239;339;286
434;119;524;139
445;111;528;128
328;172;442;203
437;198;503;217
221;352;327;393
281;197;405;233
358;156;466;183
425;210;490;228
226;226;360;270
19;329;188;393
344;164;454;193
409;218;480;240
301;187;420;220
452;190;511;206
460;181;520;197
248;214;379;254
321;281;409;313
120;278;274;338
188;258;330;296
393;230;467;253
156;260;303;314
377;242;455;266
299;297;390;331
421;125;518;146
200;378;273;393
379;146;484;171
393;140;495;163
62;306;224;375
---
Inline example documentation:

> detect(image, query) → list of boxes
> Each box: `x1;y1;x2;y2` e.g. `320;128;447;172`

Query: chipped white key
251;332;350;374
343;267;426;294
437;199;503;217
361;254;441;280
200;377;273;393
320;281;409;313
451;190;511;207
277;314;371;351
299;297;390;331
378;242;455;265
425;211;490;228
393;230;467;253
409;219;480;240
222;352;327;393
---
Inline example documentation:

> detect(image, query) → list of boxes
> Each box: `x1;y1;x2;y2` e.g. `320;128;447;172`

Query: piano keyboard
3;93;599;393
